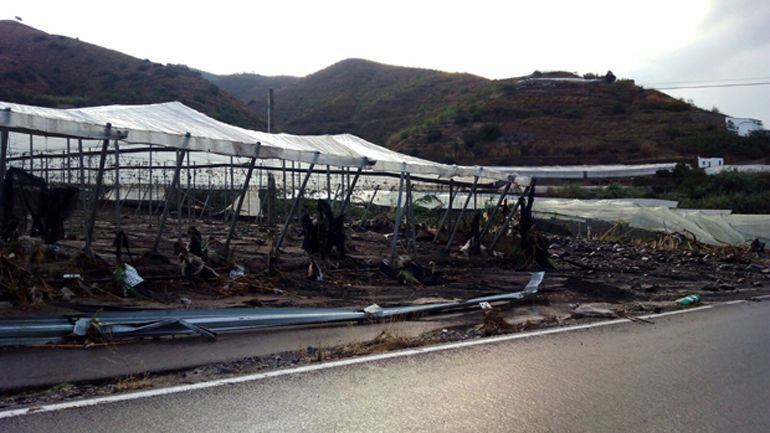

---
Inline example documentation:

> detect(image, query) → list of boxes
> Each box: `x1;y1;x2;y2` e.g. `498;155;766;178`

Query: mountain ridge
0;20;264;129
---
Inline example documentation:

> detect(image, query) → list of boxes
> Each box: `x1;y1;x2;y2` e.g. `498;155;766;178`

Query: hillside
210;61;770;165
208;59;490;143
0;21;263;129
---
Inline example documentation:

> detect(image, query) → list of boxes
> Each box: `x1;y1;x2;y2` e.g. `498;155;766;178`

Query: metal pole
267;88;273;133
228;155;234;216
275;156;318;251
84;124;113;256
339;163;364;215
433;180;456;242
489;184;529;251
78;139;85;187
152;148;187;253
113;139;121;231
389;170;406;262
445;176;479;251
191;161;197;221
29;135;33;175
186;152;192;222
326;165;331;201
291;161;296;199
0;128;8;181
281;159;287;209
66;138;72;184
225;152;260;254
479;180;513;242
366;184;380;212
406;173;417;257
148;146;153;216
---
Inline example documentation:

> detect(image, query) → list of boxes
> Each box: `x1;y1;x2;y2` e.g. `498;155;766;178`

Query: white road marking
0;299;751;420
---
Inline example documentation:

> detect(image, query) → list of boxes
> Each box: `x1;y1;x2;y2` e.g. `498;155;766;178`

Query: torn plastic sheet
0;272;544;347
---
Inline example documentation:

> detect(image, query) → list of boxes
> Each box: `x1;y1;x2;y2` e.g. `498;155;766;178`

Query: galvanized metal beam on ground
0;273;544;347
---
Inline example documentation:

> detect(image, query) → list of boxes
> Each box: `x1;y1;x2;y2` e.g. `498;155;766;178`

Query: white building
725;117;765;137
698;157;724;169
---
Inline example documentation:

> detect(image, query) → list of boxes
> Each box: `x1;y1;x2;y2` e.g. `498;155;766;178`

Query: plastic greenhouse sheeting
0;101;517;182
534;198;768;246
491;163;677;179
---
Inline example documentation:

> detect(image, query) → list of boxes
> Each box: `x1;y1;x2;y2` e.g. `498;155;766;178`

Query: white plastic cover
490;163;677;179
0;100;517;183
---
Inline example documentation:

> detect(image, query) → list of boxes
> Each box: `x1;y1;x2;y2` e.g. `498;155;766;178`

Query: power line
641;75;770;86
652;81;770;90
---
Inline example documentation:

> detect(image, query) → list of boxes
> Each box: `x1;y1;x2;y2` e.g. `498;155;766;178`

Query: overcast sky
7;0;770;124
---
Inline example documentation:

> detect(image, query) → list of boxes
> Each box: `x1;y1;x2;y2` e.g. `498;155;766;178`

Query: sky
6;0;770;124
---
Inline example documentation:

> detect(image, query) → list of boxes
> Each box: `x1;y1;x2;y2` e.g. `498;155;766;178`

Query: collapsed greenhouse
0;100;525;256
1;100;769;348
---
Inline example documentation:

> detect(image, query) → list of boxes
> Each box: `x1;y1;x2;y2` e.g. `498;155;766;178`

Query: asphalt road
3;301;769;432
0;317;451;391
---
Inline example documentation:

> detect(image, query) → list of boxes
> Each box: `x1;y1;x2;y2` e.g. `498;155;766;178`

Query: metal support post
389;170;406;262
225;148;261;254
433;180;456;242
479;180;513;242
152;148;187;253
0;128;8;181
113;140;121;231
275;155;318;251
84;124;113;256
489;184;530;252
339;163;364;215
445;176;479;251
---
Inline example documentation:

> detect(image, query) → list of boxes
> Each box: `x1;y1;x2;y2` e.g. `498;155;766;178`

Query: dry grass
114;373;152;392
478;308;514;336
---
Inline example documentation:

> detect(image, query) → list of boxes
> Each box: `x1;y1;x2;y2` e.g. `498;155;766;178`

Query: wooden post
152;148;187;253
84;124;113;256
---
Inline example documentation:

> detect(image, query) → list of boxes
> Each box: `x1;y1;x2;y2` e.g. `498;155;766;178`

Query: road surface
2;301;768;432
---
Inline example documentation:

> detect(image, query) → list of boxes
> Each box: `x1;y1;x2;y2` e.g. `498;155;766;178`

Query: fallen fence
0;272;544;347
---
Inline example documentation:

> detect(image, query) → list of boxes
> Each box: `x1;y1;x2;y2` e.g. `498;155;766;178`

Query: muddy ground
2;204;768;316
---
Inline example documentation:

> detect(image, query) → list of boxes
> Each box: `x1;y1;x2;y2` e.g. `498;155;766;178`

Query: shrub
479;123;502;141
453;114;469;125
425;129;443;143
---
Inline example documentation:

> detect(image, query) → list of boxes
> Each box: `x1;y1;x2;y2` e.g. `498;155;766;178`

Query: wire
641;75;770;86
652;81;770;90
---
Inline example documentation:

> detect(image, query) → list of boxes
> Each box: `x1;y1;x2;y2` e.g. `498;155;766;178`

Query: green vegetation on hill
1;20;766;166
550;164;770;214
209;61;767;165
0;21;263;129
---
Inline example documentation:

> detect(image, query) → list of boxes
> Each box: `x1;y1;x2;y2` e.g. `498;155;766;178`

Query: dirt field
2;202;768;318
